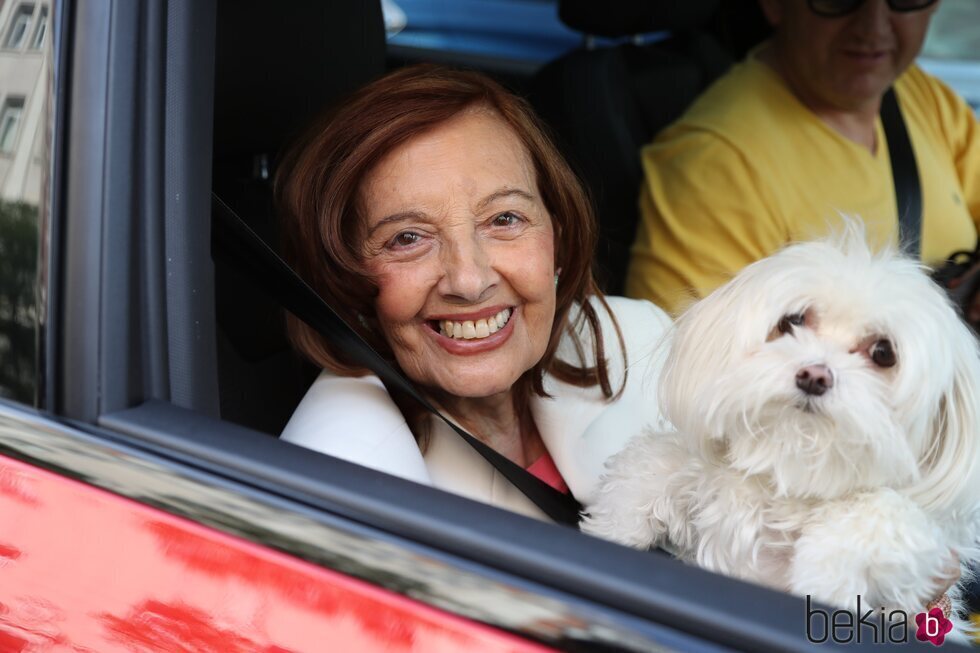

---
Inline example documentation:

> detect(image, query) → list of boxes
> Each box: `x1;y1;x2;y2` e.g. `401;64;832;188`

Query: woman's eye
869;339;897;368
389;231;421;249
491;211;521;227
777;313;806;335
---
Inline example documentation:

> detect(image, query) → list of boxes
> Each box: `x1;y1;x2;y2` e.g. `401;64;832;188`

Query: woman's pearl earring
554;267;562;288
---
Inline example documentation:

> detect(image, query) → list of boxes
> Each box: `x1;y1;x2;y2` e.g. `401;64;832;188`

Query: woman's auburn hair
275;64;626;429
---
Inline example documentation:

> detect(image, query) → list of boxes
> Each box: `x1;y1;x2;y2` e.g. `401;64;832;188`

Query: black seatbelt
211;193;584;526
881;87;922;258
886;89;980;316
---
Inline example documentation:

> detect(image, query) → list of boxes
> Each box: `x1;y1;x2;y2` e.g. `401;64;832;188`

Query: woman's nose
438;236;498;302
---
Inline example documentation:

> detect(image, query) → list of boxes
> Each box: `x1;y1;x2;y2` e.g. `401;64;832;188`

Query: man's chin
833;74;894;107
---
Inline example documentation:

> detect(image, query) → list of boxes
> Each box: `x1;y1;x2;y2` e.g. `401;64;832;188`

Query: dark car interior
531;0;733;295
211;0;387;435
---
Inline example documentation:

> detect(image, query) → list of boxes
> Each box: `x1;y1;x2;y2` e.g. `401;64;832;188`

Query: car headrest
558;0;720;38
213;0;386;161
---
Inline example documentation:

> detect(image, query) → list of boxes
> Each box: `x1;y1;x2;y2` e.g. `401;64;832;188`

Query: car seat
531;0;732;295
211;0;386;435
707;0;773;61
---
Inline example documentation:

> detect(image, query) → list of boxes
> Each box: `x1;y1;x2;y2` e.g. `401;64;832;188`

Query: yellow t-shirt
625;54;980;315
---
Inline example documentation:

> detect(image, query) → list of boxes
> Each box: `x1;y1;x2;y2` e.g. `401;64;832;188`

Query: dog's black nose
796;364;834;396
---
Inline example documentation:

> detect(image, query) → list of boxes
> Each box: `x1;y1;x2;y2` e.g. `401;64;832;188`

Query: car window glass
382;0;667;65
0;0;51;404
922;0;980;62
384;0;580;63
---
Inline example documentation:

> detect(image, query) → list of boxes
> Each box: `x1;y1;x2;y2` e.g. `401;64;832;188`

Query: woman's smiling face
357;108;557;400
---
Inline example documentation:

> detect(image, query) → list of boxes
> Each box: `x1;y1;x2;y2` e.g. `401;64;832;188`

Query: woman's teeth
439;308;512;340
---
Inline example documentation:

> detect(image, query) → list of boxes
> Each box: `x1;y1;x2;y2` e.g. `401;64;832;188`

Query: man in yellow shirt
626;0;980;317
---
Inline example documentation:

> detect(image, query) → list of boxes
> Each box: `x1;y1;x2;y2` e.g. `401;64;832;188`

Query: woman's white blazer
281;296;672;521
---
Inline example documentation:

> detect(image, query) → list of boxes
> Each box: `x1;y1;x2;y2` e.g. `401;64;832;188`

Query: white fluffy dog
582;232;980;633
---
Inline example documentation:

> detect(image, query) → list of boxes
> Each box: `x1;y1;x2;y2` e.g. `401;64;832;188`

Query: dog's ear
910;320;980;516
658;273;748;449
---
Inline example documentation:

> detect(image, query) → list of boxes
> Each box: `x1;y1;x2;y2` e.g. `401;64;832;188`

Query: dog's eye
777;313;806;335
870;339;897;368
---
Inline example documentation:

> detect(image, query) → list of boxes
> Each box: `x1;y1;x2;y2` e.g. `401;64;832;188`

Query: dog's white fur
582;229;980;633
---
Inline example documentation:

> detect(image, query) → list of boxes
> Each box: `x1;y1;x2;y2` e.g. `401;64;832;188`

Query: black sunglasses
808;0;938;17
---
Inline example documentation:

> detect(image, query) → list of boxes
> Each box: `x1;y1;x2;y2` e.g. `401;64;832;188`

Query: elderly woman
626;0;980;316
277;65;670;522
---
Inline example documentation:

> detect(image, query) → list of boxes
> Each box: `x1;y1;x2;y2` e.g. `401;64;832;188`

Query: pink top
525;452;569;494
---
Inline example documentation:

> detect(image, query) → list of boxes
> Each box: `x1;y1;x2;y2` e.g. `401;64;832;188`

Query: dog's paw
789;488;950;612
579;502;666;550
579;432;690;550
579;466;670;549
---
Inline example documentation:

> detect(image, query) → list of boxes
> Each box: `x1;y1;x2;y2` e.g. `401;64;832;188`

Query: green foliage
0;200;39;403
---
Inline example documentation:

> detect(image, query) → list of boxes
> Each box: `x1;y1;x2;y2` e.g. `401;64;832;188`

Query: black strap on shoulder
211;193;583;526
881;86;922;258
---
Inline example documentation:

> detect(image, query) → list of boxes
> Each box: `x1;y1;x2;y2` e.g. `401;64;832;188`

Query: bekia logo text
806;595;953;646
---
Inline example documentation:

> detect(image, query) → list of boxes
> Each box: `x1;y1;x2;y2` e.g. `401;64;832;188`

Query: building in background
0;0;49;402
0;0;50;205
